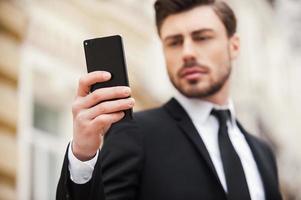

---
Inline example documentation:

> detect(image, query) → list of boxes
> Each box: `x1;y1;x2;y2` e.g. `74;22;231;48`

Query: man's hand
71;71;135;161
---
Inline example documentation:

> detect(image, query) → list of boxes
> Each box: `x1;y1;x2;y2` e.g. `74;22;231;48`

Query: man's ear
229;34;240;60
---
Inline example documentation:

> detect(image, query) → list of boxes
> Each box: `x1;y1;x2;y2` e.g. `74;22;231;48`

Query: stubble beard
169;63;232;99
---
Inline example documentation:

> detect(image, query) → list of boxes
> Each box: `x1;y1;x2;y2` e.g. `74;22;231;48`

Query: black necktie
211;109;251;200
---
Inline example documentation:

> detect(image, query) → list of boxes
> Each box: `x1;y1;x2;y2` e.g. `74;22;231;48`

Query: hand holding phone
84;35;133;120
71;35;135;161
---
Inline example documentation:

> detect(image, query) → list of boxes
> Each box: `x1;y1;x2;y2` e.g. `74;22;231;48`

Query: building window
33;101;60;135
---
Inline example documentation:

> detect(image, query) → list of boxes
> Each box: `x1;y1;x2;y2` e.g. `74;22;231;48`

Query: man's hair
154;0;237;37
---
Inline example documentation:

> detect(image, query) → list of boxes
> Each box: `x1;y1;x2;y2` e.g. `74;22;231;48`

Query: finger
87;97;135;119
90;111;126;135
77;71;111;97
79;86;131;109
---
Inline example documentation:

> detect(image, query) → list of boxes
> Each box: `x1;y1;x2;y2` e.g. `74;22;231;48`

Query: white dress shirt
68;92;265;199
68;142;99;184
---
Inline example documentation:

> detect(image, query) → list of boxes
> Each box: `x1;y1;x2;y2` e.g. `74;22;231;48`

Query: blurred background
0;0;301;199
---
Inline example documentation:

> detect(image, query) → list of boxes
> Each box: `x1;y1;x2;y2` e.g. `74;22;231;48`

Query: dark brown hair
154;0;237;37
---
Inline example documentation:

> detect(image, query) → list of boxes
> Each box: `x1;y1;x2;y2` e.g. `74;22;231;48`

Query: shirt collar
174;91;236;126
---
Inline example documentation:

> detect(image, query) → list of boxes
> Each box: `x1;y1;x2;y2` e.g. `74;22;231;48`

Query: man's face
160;6;240;99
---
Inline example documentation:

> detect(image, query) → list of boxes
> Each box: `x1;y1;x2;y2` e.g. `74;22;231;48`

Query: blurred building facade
0;1;27;199
0;0;300;199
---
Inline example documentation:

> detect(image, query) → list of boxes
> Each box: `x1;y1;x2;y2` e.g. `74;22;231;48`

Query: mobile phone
83;35;132;120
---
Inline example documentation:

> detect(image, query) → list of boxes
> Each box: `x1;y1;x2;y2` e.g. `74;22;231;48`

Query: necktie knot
211;109;231;127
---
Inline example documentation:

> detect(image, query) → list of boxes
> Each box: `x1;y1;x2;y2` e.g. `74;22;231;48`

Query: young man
57;0;282;199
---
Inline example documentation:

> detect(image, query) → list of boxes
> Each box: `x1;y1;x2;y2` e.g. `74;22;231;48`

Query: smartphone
83;35;132;120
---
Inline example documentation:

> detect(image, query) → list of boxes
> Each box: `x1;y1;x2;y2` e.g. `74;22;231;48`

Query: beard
168;60;232;99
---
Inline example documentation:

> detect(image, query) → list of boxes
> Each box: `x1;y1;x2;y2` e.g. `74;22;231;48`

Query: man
57;0;282;199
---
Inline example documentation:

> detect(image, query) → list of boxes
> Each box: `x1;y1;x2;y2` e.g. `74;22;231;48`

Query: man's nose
182;40;197;62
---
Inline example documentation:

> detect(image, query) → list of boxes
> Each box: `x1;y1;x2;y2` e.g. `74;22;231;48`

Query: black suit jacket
57;98;282;200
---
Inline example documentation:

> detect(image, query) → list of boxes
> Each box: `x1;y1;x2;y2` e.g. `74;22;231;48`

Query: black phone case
83;35;132;121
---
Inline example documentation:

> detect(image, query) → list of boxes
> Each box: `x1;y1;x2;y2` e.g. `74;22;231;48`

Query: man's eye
194;36;211;41
167;40;182;47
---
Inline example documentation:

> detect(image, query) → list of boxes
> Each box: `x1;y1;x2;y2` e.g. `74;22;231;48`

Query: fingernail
103;72;111;79
129;98;135;106
124;87;131;95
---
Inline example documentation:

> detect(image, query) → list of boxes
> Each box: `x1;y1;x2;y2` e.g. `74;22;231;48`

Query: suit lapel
163;98;281;199
164;98;224;190
236;121;280;200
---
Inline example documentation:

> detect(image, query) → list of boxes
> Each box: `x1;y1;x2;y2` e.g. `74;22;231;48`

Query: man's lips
179;66;209;80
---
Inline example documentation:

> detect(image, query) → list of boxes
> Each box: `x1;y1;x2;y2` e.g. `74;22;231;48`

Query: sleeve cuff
68;142;99;184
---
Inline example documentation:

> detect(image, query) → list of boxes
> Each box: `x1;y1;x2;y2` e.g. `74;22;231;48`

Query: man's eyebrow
163;28;215;42
191;28;215;35
163;34;182;42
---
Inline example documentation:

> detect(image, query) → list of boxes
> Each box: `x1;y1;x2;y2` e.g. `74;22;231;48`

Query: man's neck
201;80;230;106
174;91;236;125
